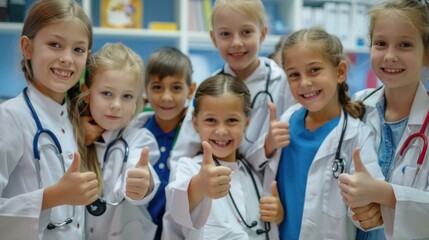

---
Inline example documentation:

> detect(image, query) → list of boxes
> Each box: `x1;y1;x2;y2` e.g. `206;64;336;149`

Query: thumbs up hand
338;148;377;208
264;102;290;157
56;152;99;206
126;147;153;200
259;181;284;224
351;202;383;230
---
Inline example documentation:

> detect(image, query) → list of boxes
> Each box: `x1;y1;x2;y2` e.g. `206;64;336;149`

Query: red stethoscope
396;109;429;186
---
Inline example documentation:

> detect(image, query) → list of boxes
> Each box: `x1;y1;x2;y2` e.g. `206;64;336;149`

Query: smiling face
210;6;267;80
370;15;427;92
21;20;90;103
87;69;139;131
192;94;249;162
283;44;345;117
146;74;194;132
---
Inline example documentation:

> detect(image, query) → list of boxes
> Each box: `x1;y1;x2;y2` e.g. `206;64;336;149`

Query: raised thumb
136;147;150;168
268;102;277;122
271;180;279;197
353;148;367;173
202;141;214;166
67;152;81;173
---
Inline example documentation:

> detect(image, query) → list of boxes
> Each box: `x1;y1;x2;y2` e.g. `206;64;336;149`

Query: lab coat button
159;163;165;169
68;153;74;160
77;223;80;229
90;228;94;233
60;111;64;116
160;146;166;153
61;128;65;134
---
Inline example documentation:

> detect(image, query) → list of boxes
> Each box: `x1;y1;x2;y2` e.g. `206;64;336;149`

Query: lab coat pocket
393;165;428;190
322;180;347;219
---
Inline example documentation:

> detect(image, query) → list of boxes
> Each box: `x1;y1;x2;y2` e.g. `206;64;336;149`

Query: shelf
0;22;22;34
93;27;181;40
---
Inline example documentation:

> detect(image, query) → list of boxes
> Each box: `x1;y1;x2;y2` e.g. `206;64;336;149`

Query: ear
20;36;32;60
336;60;347;84
210;30;218;48
243;116;250;132
259;26;268;44
192;114;199;133
81;84;90;104
187;82;197;100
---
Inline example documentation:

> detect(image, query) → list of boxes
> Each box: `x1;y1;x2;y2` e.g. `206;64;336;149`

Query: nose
215;124;228;136
110;98;121;111
59;49;73;65
232;34;244;48
300;76;312;88
161;89;173;102
383;47;398;63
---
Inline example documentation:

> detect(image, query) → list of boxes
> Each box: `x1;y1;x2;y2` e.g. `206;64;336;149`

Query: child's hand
351;202;383;230
264;102;290;157
259;181;284;224
338;148;377;208
56;152;99;206
125;147;152;200
82;116;104;146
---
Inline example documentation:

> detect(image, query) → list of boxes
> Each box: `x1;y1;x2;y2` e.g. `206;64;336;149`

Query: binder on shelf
148;22;178;31
100;0;143;29
337;3;351;46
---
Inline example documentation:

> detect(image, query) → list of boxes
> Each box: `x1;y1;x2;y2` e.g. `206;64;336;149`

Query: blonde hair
70;42;144;192
281;27;365;119
21;0;92;84
368;0;429;49
211;0;267;29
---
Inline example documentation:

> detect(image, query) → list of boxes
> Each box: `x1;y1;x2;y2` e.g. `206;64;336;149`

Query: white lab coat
0;85;84;240
248;103;384;239
164;155;279;240
168;57;295;179
354;82;429;240
85;123;161;240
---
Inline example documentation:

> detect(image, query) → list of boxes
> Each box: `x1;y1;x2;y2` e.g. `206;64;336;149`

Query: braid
338;82;366;119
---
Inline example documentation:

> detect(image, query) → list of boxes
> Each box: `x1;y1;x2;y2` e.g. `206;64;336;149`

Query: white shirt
355;82;429;240
85;124;161;240
164;155;279;240
0;85;84;240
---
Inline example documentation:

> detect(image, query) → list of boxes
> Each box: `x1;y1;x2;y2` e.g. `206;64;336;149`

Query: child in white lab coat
257;27;384;239
131;46;196;240
165;74;284;240
169;0;295;189
339;1;429;239
71;42;160;240
0;1;97;239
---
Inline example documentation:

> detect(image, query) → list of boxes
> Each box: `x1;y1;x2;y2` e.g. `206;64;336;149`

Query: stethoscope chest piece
332;158;345;179
86;199;107;216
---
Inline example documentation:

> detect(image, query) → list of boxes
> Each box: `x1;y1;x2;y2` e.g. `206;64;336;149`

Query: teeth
384;68;403;73
303;91;319;98
53;69;72;77
214;140;229;146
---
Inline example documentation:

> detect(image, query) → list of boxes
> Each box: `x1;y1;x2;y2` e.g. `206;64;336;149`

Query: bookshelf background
0;0;382;100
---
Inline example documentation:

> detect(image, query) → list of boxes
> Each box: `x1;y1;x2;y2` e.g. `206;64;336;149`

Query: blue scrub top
277;108;339;240
145;115;179;240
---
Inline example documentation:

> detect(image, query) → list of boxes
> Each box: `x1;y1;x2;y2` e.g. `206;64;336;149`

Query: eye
287;72;299;80
74;47;86;54
151;85;162;91
204;118;216;123
242;29;254;36
172;85;183;92
122;93;134;100
219;31;230;37
309;67;321;74
399;42;412;48
373;40;386;47
101;91;112;97
48;42;61;49
227;118;239;124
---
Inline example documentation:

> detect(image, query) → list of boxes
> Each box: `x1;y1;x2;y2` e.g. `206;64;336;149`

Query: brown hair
193;74;252;118
281;27;365;119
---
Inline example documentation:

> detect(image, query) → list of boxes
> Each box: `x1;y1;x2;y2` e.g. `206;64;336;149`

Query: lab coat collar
129;111;153;129
26;84;69;123
98;129;121;146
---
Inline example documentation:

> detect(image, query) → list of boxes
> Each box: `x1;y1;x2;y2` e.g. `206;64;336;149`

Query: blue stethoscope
219;62;274;143
332;111;348;179
86;134;129;216
213;157;271;239
23;87;75;230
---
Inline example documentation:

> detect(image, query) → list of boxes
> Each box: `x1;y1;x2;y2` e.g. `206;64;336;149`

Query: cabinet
0;0;378;99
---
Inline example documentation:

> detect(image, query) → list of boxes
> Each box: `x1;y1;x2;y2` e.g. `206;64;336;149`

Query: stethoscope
332;111;348;179
86;134;129;216
219;62;274;144
23;87;75;230
213;157;271;239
